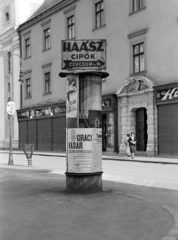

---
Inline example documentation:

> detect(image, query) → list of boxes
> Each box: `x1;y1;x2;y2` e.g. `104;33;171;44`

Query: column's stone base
66;172;103;194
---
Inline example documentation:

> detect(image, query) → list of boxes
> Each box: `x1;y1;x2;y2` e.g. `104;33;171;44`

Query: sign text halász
61;39;106;70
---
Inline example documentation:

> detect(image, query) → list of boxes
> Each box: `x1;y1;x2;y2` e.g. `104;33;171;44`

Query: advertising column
60;39;109;193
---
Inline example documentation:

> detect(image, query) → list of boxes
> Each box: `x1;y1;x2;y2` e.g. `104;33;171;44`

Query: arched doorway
116;76;157;156
136;108;147;151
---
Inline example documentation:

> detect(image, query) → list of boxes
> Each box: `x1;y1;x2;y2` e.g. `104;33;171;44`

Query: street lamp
18;59;24;109
7;53;23;165
13;54;23;108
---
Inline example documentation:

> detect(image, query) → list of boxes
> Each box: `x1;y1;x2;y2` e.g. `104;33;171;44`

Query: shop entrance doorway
102;113;115;152
136;108;147;151
102;114;107;151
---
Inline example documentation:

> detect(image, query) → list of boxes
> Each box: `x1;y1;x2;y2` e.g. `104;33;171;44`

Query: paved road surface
0;152;178;190
1;167;178;240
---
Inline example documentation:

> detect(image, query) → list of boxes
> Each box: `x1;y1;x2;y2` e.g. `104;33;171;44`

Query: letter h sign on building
61;39;106;70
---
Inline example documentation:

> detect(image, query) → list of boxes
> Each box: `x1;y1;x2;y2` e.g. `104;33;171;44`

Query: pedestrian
128;132;137;159
125;133;131;157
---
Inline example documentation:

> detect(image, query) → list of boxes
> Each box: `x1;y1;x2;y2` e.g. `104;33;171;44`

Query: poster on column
66;74;78;118
67;128;102;173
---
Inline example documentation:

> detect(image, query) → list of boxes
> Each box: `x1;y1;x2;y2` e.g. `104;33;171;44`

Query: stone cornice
63;5;76;14
41;19;51;27
23;70;32;75
0;28;19;50
22;30;31;36
127;28;148;39
2;38;13;47
18;0;79;32
41;63;52;69
11;42;20;51
0;27;17;41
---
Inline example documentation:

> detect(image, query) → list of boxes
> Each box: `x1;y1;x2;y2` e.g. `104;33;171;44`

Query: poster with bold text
67;128;102;173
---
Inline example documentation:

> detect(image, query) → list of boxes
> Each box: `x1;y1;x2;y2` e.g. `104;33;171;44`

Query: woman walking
128;132;137;159
125;133;131;157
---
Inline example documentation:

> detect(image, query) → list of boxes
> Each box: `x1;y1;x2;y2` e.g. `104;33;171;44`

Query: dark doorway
136;108;147;151
102;114;107;151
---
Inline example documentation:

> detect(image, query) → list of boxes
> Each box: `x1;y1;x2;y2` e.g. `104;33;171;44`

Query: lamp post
18;61;23;108
7;99;16;165
7;53;23;165
13;54;23;108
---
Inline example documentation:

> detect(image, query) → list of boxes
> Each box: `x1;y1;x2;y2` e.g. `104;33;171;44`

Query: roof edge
18;0;79;32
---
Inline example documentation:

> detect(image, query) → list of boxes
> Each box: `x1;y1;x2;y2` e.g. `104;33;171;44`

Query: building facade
17;0;178;156
0;0;44;149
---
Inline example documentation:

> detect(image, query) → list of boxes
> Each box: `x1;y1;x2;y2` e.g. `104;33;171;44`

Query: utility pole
8;113;13;165
7;52;23;165
7;100;16;165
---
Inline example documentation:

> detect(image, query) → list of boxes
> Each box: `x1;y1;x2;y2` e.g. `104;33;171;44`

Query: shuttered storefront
28;120;37;150
17;105;66;152
19;121;27;150
53;117;66;151
158;103;178;155
155;83;178;156
37;118;52;151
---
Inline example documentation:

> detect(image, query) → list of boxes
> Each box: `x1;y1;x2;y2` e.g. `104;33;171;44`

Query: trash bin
23;144;34;167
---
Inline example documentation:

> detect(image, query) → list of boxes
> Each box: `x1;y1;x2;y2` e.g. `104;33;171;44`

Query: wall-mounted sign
102;98;111;108
61;39;106;70
67;128;102;173
18;111;30;119
53;106;66;115
35;108;52;117
157;87;178;102
17;105;66;119
7;101;16;115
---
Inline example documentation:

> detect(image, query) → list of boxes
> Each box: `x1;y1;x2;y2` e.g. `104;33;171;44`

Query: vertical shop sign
66;74;79;118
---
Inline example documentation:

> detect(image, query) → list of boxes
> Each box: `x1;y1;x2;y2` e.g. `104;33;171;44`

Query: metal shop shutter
53;117;66;151
37;118;52;151
28;120;37;150
19;121;28;150
158;103;178;155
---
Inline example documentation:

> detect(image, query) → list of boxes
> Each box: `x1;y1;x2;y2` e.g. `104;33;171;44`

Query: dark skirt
130;145;136;153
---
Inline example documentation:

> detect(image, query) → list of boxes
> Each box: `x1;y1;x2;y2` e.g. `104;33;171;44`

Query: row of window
25;41;145;99
24;0;145;54
24;0;105;58
25;42;145;76
25;72;51;99
24;0;145;74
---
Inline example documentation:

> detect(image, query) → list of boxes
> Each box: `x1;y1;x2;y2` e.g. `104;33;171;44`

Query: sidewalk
0;150;178;165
